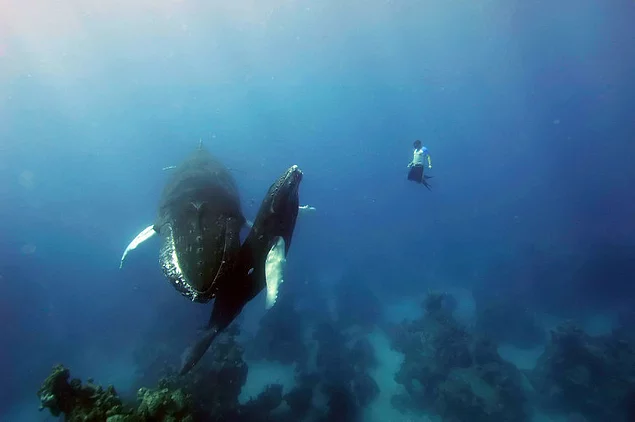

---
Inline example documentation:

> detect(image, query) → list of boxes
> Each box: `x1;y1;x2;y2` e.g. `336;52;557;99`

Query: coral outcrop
157;324;249;418
334;273;382;331
475;298;546;349
312;321;380;420
389;292;529;422
246;296;308;368
528;322;635;422
37;364;194;421
136;387;193;421
282;373;319;420
38;323;299;421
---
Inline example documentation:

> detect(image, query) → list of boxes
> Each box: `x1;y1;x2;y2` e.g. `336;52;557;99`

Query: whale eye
197;247;203;253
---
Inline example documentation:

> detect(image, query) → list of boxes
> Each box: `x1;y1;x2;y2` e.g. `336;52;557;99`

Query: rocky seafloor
37;291;635;422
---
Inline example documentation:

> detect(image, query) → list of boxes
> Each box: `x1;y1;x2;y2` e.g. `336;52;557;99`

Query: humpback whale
120;143;244;303
120;144;303;375
155;146;244;302
179;164;303;374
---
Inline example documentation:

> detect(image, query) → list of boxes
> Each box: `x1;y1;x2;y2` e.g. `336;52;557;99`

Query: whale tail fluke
179;327;220;376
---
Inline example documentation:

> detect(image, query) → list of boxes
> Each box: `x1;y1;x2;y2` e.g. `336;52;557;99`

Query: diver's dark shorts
407;164;424;183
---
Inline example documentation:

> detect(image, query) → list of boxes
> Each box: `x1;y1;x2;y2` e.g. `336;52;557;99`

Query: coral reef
318;383;360;422
314;322;356;385
245;295;308;368
37;364;194;421
349;338;378;374
132;341;176;391
131;298;209;391
38;323;299;421
389;292;529;422
313;321;380;420
475;298;546;349
157;324;249;418
237;384;285;422
615;309;635;345
528;322;635;421
282;373;319;420
241;319;381;422
136;387;193;421
334;271;382;331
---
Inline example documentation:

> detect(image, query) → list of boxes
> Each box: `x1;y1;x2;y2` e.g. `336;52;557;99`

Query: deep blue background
1;0;634;419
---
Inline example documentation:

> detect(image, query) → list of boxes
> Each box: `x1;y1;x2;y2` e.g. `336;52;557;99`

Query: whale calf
179;164;303;374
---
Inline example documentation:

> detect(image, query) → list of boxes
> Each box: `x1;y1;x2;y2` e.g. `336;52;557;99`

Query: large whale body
119;143;303;374
120;144;244;303
155;146;244;302
179;164;302;374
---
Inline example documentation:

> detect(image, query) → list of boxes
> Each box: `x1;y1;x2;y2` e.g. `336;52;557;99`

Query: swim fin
422;175;433;190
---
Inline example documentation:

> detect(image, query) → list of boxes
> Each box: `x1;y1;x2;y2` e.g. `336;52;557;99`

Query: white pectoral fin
264;236;286;309
298;204;316;214
119;225;157;269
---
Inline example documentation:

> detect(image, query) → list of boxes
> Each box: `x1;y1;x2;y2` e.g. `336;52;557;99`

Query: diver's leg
407;166;422;182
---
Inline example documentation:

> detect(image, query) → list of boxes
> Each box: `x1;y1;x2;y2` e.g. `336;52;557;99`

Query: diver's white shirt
412;148;426;165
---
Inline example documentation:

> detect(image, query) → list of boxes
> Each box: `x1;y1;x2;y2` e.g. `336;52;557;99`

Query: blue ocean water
1;1;634;421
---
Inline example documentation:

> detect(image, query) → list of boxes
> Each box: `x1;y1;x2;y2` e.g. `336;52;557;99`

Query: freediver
406;140;433;189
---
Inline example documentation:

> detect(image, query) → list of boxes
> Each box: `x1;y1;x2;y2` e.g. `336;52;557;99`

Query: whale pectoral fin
298;204;316;214
264;236;287;309
119;225;157;269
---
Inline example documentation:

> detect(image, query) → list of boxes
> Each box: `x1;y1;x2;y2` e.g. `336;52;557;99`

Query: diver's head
413;140;422;149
